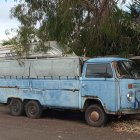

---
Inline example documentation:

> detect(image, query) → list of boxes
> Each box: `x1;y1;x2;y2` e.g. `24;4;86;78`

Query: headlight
127;92;133;102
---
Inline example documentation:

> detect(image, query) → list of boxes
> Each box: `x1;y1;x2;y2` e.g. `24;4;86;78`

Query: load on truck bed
0;57;140;127
0;57;81;78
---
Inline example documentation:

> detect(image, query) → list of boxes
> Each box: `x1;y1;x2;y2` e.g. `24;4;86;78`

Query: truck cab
81;57;140;126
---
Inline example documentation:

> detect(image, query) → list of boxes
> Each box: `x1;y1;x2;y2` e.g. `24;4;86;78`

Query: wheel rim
90;111;100;122
28;104;38;115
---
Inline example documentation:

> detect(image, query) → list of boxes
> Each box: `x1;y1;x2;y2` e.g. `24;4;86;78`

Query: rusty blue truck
0;57;140;127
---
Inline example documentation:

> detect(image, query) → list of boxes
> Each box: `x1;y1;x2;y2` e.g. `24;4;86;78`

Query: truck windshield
115;61;140;79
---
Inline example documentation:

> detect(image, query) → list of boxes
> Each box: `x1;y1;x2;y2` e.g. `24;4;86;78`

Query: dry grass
110;116;140;135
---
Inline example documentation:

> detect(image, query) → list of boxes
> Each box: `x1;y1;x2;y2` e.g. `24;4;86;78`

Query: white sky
118;0;132;11
0;0;19;42
0;0;132;42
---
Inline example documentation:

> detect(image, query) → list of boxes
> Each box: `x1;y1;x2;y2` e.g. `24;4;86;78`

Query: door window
86;63;113;78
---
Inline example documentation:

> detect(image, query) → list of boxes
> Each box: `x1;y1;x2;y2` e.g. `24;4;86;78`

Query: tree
129;0;140;55
9;0;140;57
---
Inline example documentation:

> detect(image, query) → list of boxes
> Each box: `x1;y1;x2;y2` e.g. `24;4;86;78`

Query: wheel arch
23;99;42;107
83;97;106;112
7;97;23;105
7;98;42;106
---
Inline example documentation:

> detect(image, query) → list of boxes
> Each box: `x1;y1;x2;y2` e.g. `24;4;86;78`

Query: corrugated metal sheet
0;57;80;78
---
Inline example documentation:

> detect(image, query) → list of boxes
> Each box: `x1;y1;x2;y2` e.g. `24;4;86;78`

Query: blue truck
0;57;140;127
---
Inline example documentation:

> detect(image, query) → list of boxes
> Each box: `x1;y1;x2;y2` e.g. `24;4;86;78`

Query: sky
0;0;132;42
0;0;19;42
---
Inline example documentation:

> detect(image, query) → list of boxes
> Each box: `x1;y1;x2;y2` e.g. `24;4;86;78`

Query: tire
10;99;24;116
25;100;42;119
85;104;107;127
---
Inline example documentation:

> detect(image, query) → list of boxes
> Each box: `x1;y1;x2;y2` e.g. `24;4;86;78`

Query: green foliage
2;39;13;46
8;0;140;57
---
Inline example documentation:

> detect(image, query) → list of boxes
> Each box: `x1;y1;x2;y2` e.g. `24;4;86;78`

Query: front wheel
85;104;107;127
25;100;42;119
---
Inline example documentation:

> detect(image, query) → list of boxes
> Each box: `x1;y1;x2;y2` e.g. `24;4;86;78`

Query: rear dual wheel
25;100;42;119
10;99;24;116
10;99;42;119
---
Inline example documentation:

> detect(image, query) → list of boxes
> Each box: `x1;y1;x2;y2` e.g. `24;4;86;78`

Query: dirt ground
0;105;139;140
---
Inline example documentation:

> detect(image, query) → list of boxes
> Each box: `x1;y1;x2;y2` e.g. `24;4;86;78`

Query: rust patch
0;86;19;89
84;96;98;99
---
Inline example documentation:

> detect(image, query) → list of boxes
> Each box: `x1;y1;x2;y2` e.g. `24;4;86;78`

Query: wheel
10;99;24;116
85;104;107;127
25;100;42;119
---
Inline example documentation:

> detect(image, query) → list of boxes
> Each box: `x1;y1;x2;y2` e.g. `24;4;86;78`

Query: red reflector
128;84;133;89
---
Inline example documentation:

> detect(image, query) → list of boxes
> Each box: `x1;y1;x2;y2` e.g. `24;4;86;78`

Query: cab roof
86;57;129;63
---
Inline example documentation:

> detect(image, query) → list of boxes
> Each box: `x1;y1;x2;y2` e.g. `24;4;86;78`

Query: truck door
81;63;119;112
